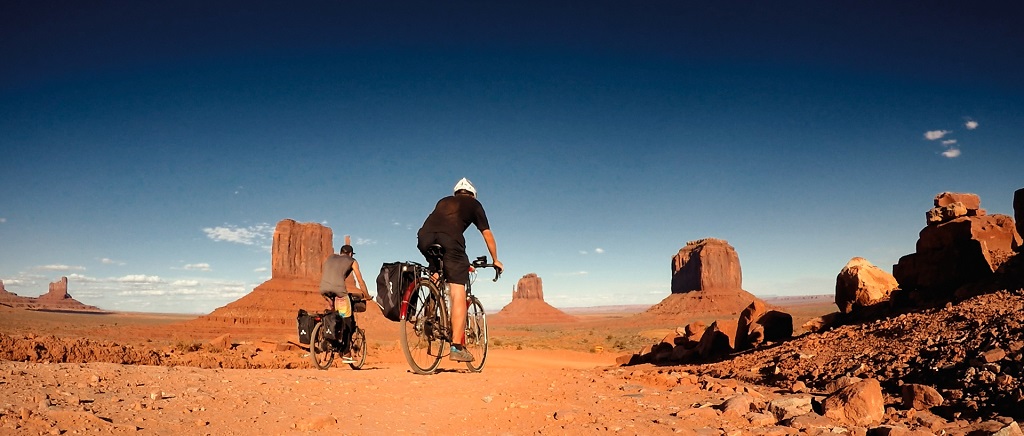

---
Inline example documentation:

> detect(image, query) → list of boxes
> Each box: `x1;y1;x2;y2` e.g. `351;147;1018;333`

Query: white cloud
965;120;978;130
556;271;590;276
594;248;605;254
203;224;273;245
579;250;588;255
171;279;199;287
942;148;962;158
254;267;268;273
115;274;163;283
99;257;126;266
67;273;98;282
354;237;376;246
941;139;957;145
183;263;211;272
0;218;6;223
924;130;951;140
117;289;168;296
37;264;86;272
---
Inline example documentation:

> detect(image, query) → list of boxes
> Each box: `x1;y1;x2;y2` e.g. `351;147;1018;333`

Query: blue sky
2;1;1023;314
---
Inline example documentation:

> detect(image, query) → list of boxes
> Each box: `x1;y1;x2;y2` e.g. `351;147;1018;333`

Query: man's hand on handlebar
471;256;503;282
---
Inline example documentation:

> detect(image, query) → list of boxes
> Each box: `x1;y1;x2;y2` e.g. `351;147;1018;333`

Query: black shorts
417;232;470;285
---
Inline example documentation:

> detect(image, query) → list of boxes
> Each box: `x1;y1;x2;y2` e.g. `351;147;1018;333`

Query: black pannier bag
322;311;343;341
296;309;316;344
375;262;419;322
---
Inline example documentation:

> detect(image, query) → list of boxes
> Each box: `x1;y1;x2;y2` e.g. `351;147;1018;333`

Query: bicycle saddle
424;243;445;259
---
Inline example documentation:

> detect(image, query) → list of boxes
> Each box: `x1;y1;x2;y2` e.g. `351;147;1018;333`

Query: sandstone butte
645;238;766;318
181;219;394;339
0;277;103;313
490;273;577;325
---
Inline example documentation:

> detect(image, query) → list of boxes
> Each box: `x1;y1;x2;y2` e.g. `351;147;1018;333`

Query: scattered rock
822;378;884;426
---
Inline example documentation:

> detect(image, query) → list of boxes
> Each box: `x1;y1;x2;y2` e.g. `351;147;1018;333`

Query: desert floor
3;295;1023;435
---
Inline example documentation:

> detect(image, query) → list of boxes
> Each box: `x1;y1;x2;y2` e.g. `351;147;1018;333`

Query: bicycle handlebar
471;256;502;282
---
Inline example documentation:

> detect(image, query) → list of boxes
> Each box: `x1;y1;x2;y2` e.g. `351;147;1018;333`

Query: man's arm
351;260;371;299
481;229;503;272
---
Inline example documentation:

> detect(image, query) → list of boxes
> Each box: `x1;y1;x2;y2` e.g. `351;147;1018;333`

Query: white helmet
453;177;477;197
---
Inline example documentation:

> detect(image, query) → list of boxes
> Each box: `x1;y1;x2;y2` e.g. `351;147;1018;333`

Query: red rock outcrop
0;280;22;307
671;238;742;293
648;238;764;319
492;273;577;325
513;273;544;300
835;257;899;314
0;277;103;312
1015;188;1024;249
37;277;70;301
630;238;793;365
184;219;393;338
271;219;334;282
894;192;1022;300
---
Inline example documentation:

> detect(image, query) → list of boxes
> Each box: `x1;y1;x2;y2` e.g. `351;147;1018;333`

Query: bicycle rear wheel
400;279;445;374
348;327;367;370
464;296;488;372
309;322;334;370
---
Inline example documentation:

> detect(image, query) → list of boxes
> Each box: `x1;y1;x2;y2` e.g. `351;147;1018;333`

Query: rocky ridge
0;278;103;313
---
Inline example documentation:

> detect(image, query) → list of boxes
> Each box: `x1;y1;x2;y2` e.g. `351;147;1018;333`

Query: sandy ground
0;307;782;435
4;295;1024;435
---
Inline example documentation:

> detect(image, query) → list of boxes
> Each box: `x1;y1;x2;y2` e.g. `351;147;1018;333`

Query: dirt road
1;348;753;435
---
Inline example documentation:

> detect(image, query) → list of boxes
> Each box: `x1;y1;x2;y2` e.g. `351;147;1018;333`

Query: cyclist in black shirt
417;178;503;362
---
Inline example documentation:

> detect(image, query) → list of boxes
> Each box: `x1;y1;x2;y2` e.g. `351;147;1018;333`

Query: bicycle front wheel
349;327;367;370
464;296;488;372
399;279;445;374
309;322;334;370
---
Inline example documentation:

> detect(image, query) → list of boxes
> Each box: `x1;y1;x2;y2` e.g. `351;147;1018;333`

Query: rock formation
648;238;765;318
625;238;793;364
491;273;577;325
37;277;70;301
0;279;20;307
1015;188;1024;249
894;192;1022;301
513;273;543;300
0;277;102;312
834;257;899;314
671;238;742;293
271;219;334;282
184;219;389;338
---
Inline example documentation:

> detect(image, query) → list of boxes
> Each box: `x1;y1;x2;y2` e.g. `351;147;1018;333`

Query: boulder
822;378;885;426
695;319;739;359
934;192;981;210
671;238;742;293
926;202;969;225
758;310;794;342
894;214;1020;299
835;257;899;314
737;300;767;350
894;192;1022;300
901;384;944;410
